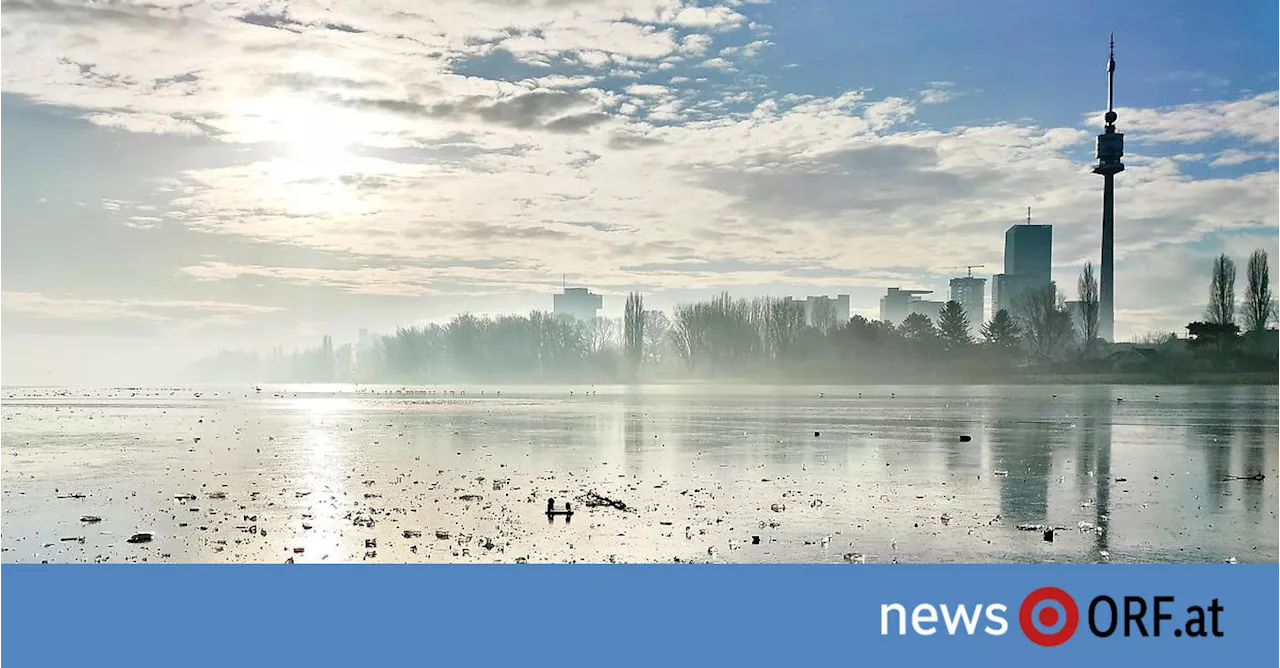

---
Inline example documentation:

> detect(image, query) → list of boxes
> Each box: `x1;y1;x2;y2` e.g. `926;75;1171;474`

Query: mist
1;332;184;387
170;290;1278;387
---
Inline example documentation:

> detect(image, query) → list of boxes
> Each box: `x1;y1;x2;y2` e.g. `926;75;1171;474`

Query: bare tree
1205;253;1236;326
1077;262;1100;357
1134;332;1177;346
765;297;807;359
809;299;837;334
642;310;669;365
623;292;645;373
585;317;618;355
669;304;699;370
1015;285;1074;360
1242;249;1275;332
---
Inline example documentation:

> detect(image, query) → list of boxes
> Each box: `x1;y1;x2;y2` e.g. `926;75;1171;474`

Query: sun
238;95;375;174
232;94;385;214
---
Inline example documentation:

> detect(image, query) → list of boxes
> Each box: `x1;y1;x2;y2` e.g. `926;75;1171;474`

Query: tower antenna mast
1106;33;1116;124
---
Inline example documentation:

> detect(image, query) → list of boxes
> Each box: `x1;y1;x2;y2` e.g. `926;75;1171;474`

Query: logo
1019;587;1079;646
880;589;1222;645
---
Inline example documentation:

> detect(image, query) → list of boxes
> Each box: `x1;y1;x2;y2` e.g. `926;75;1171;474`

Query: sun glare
231;95;385;214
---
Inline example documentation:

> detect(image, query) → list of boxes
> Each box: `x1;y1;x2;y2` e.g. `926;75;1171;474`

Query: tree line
1184;249;1276;361
187;250;1276;384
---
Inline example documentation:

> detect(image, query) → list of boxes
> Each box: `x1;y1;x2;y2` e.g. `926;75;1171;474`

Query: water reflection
621;405;644;478
942;412;981;474
3;384;1275;564
1076;387;1112;557
1239;383;1269;514
1194;386;1237;509
1241;419;1267;516
993;417;1054;527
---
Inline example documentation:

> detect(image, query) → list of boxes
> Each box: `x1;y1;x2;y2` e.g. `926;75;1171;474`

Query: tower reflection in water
990;387;1114;561
1076;387;1112;558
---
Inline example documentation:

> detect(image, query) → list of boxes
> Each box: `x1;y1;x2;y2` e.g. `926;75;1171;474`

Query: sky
2;0;1278;384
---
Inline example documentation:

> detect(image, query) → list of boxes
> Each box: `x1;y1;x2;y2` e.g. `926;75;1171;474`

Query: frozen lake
2;383;1276;564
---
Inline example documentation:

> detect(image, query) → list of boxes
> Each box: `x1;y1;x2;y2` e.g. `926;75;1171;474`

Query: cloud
718;39;771;58
697;57;737;72
176;257;898;299
498;22;679;62
531;74;598;89
1;291;283;329
326;88;611;133
669;6;745;29
145;85;1273;313
862;97;916;130
1209;148;1279;167
235;10;366;35
919;81;956;105
1161;69;1230;89
181;262;448;297
1095;92;1279;144
607;129;665;149
0;0;197;28
0;1;759;139
1;0;1276;346
82;110;207;135
625;83;669;97
697;144;972;218
544;111;612;132
679;33;713;56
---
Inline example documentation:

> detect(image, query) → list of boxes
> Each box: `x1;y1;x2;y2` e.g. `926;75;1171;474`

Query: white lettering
912;604;938;635
941;604;983;635
984;604;1009;635
880;603;907;635
882;602;1010;636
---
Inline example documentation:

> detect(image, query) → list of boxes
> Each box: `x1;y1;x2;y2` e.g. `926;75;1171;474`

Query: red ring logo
1019;587;1079;646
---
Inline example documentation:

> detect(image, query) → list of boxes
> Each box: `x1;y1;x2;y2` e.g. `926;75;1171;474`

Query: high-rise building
1093;37;1125;342
553;287;603;322
993;275;1058;317
907;299;945;324
992;275;1009;316
879;288;933;325
993;216;1053;316
949;276;987;334
1064;300;1085;338
1003;223;1053;285
798;294;851;331
992;273;1032;316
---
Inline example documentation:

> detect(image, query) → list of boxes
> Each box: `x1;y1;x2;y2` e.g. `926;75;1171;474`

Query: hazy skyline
2;1;1277;384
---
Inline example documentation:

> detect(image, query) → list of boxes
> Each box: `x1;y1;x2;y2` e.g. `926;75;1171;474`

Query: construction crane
962;264;985;278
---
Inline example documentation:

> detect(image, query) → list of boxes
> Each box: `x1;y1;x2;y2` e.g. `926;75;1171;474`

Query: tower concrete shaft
1093;35;1123;342
1100;173;1116;342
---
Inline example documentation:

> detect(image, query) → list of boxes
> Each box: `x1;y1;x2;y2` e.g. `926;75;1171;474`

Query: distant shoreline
5;372;1275;390
627;373;1279;386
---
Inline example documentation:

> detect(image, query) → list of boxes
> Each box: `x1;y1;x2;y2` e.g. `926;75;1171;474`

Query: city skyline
2;1;1277;384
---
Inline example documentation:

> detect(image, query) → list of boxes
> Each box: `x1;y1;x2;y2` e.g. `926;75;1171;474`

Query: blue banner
3;565;1276;666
